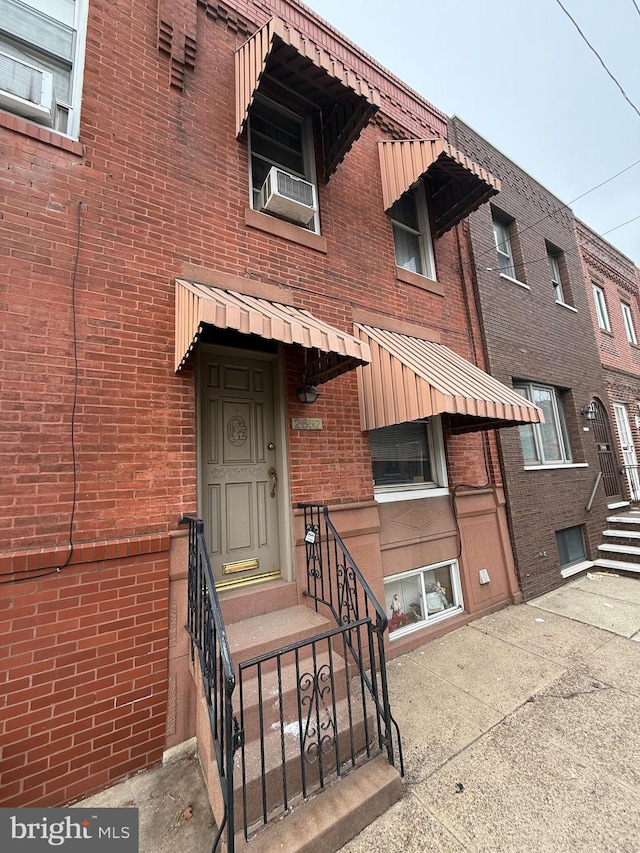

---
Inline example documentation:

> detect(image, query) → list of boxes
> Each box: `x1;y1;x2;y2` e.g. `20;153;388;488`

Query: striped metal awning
378;139;501;236
236;17;379;182
354;323;543;433
175;280;370;383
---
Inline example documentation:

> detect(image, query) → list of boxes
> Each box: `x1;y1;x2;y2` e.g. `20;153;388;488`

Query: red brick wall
0;0;511;805
0;537;169;807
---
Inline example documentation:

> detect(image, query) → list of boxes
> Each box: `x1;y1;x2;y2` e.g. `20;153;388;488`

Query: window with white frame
547;247;565;303
248;96;319;232
368;417;447;496
385;560;463;637
514;383;573;465
0;0;87;137
593;284;611;332
389;186;436;280
492;215;517;279
621;301;638;345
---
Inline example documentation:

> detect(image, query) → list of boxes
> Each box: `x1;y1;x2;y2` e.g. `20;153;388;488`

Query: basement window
556;525;586;569
384;560;463;638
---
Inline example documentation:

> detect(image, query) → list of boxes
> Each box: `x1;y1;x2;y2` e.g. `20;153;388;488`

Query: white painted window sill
560;559;594;579
499;273;530;290
374;486;449;503
523;462;589;471
555;300;578;313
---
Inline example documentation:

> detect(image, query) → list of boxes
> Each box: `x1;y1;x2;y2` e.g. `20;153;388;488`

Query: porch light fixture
581;401;597;420
296;385;321;404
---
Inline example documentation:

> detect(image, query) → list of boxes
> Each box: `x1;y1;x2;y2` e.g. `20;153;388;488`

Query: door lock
267;442;275;451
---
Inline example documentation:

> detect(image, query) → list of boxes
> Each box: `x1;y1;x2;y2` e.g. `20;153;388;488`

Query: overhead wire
553;0;640;120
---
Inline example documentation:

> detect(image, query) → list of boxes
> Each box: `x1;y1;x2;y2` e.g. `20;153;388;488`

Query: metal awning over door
354;323;543;433
175;280;370;384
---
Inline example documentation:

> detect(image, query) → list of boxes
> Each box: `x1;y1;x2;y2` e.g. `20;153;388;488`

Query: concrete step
236;651;348;735
226;605;333;667
603;528;640;540
237;693;378;831
594;558;640;574
231;755;402;853
220;580;298;624
608;501;630;510
607;512;640;527
597;544;640;563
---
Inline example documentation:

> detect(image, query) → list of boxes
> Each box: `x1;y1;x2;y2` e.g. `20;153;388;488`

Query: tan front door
199;348;282;588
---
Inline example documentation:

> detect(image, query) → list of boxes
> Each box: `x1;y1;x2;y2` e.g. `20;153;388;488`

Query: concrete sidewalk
77;572;640;853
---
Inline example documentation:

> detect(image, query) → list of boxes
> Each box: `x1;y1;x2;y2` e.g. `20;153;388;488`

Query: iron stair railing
299;503;404;775
183;516;239;853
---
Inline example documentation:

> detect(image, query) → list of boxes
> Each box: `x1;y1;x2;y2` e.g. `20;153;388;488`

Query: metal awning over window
378;139;501;236
175;280;370;383
354;323;543;433
236;17;380;182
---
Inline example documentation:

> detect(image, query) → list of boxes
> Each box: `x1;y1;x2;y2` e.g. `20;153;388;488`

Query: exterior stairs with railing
595;503;640;575
185;509;404;853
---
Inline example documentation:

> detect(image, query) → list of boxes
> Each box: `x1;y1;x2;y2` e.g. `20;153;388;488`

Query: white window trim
515;382;573;466
621;301;638;345
499;272;530;290
391;186;436;281
593;284;611;332
247;96;320;234
493;217;516;279
0;0;88;139
372;416;448;502
385;558;464;640
555;300;578;313
548;251;565;303
524;462;588;471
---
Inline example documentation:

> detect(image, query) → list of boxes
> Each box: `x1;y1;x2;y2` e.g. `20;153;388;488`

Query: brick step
232;755;402;853
226;605;333;670
236;693;378;832
594;558;640;575
597;544;640;562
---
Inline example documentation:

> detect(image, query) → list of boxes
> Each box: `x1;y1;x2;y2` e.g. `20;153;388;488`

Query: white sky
303;0;640;265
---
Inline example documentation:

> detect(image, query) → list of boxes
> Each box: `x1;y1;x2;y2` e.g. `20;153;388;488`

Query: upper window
0;0;86;137
547;246;567;304
492;215;522;282
621;301;638;345
514;383;572;466
389;186;436;280
369;417;447;496
593;284;611;332
248;97;319;232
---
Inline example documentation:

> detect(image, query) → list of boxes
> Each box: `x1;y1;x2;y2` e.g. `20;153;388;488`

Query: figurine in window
390;593;402;617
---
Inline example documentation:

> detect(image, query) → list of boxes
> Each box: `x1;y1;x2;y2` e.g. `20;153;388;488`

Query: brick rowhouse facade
450;118;613;600
2;0;531;807
576;219;640;502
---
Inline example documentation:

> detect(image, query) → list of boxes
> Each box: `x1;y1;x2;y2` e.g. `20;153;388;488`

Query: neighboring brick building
577;219;640;504
450;117;614;600
1;0;543;841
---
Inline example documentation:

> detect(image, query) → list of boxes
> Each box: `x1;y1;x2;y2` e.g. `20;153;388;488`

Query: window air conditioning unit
260;166;317;226
0;52;56;126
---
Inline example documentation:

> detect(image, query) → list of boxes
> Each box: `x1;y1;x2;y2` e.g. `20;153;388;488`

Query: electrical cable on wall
1;200;83;586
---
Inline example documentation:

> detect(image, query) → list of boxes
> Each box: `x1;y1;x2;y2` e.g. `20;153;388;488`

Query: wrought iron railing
621;464;640;502
183;516;238;853
184;508;403;848
298;503;404;774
